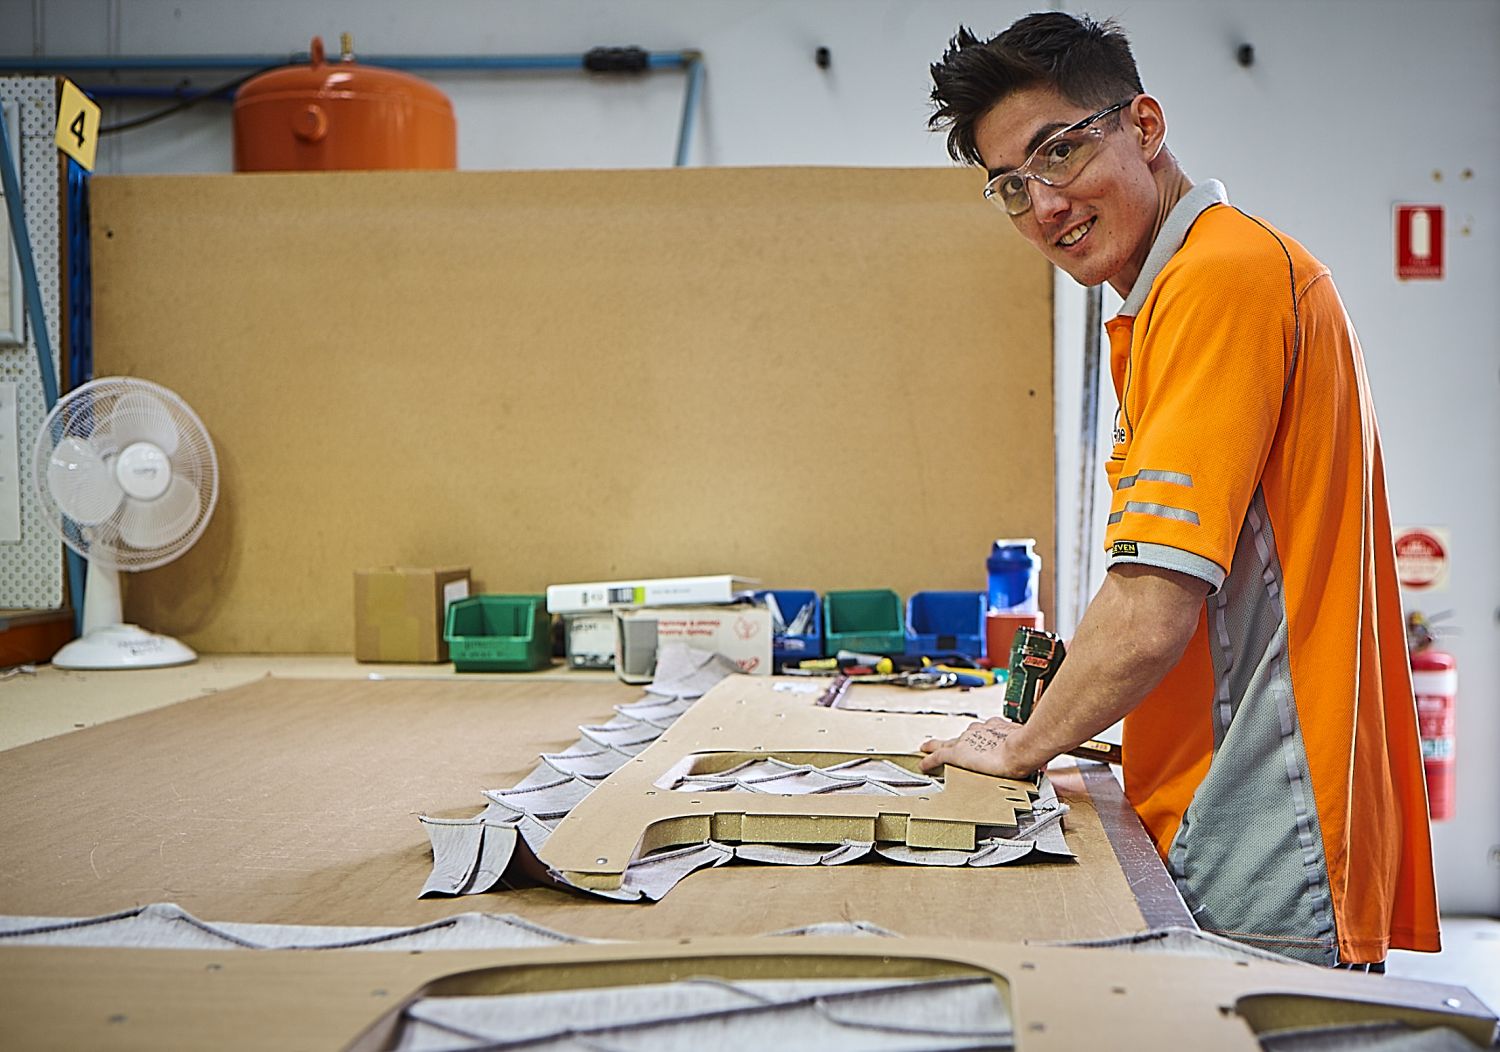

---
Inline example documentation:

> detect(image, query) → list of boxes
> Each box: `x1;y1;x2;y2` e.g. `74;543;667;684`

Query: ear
1128;95;1168;163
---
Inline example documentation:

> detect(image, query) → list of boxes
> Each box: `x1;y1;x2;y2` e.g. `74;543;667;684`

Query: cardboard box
354;567;470;663
614;604;772;684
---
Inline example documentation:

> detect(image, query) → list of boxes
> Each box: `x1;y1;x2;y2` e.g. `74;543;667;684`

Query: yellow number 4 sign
54;79;101;171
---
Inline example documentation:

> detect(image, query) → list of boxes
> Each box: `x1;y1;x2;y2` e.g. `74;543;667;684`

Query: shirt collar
1117;179;1229;318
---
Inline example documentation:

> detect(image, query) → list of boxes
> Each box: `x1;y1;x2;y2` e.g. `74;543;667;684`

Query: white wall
3;0;1495;916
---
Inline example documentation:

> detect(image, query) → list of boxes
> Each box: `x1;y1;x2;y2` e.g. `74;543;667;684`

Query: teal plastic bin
444;595;552;672
823;589;906;656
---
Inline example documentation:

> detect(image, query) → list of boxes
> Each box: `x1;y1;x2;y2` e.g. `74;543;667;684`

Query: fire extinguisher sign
1394;525;1450;591
1395;204;1444;280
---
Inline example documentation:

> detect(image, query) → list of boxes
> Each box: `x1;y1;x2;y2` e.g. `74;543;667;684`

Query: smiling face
974;86;1167;295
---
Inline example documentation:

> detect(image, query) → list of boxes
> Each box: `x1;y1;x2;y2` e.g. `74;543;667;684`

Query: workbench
0;657;1188;939
6;659;1496;1052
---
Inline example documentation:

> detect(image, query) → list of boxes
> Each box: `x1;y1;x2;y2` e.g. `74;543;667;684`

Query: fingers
918;748;945;773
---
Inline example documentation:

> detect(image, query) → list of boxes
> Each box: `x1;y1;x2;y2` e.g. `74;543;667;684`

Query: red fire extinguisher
1407;612;1456;821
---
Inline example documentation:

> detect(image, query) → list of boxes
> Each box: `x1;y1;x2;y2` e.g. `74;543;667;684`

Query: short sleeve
1104;246;1294;592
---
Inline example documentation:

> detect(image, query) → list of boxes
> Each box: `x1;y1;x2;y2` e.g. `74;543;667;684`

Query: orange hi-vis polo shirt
1102;181;1440;965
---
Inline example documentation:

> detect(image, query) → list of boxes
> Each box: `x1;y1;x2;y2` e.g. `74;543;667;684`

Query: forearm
1003;564;1205;769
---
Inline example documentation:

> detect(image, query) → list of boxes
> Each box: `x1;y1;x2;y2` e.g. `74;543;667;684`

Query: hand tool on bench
1004;627;1122;766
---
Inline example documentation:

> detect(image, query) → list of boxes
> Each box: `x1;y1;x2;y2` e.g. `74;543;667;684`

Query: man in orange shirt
918;12;1439;967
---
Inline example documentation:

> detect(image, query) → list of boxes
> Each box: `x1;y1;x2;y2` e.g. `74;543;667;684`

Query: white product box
614;604;772;684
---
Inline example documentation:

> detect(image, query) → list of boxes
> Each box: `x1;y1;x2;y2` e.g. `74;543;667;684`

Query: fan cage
31;377;220;572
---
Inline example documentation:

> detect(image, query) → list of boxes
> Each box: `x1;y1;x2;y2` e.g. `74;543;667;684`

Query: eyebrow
985;121;1071;181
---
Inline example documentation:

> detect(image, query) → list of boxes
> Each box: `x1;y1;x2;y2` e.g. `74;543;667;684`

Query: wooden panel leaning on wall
89;168;1053;654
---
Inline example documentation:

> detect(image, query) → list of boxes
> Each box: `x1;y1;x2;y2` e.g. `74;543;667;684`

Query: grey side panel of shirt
1165;486;1337;966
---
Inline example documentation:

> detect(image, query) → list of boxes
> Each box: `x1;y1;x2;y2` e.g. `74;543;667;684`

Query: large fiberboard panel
90;167;1051;653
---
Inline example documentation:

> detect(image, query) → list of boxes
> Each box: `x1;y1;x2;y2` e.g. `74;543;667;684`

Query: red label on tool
1395;205;1444;280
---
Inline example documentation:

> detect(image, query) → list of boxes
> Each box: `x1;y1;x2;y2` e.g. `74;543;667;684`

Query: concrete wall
3;0;1495;915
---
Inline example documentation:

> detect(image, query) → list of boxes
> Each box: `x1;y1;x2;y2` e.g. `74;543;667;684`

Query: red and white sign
1394;525;1450;590
1395;204;1444;280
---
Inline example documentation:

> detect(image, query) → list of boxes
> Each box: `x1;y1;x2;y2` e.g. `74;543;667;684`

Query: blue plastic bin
905;590;986;657
754;588;823;667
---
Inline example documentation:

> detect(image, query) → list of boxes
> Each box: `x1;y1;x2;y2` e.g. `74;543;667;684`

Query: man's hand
916;565;1205;782
919;717;1037;779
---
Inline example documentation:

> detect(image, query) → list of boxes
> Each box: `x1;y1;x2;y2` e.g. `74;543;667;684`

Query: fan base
51;624;197;670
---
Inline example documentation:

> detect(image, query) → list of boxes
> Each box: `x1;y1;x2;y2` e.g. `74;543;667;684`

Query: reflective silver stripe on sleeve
1108;501;1201;525
1116;469;1195;490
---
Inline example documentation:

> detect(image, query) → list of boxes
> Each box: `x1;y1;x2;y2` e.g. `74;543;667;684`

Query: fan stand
50;557;197;670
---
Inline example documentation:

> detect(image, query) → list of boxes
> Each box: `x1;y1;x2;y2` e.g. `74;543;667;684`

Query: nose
1027;178;1070;222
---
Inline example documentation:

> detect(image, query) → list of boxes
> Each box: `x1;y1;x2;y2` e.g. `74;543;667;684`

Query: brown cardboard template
540;675;1040;889
0;936;1490;1052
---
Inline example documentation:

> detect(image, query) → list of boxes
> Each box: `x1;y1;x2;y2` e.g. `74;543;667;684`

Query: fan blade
118;476;202;550
105;390;181;457
46;436;125;526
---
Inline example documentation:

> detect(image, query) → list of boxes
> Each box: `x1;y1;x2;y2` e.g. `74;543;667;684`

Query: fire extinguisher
1407;612;1456;821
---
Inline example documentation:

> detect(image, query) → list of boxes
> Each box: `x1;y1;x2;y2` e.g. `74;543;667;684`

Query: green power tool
1003;627;1122;766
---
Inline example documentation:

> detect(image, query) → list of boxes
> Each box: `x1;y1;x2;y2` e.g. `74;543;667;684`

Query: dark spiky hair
929;13;1144;166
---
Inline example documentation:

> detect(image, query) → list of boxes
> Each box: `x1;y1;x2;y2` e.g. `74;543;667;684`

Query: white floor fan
31;376;220;669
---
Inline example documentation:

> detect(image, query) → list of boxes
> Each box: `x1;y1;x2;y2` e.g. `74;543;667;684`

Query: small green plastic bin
823;589;906;656
444;595;552;672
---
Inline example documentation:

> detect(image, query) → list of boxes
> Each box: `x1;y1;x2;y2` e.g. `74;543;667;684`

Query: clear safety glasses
982;99;1133;217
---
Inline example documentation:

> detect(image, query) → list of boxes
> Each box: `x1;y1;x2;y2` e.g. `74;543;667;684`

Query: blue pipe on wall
674;52;704;168
0;51;694;74
5;50;705;167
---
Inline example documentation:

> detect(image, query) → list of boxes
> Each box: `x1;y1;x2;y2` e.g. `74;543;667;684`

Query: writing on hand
962;725;1009;752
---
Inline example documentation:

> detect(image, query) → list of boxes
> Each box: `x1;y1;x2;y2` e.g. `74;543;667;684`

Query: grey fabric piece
1118;179;1229;317
483;776;597;821
0;903;588;950
577;720;664;748
1171;486;1337;966
393;975;1011;1051
673;757;939;798
1014;781;1075;858
578;842;737;902
0;906;912;950
822;758;936;787
734;841;874;866
644;643;745;699
613;695;695;727
1043;925;1311;965
419;817;487;896
576;724;659;754
1259;1023;1479;1052
514;813;557;853
539;746;631;781
765;921;899;938
877;839;1033;867
511;761;579;791
459;823;519;896
418;817;514;897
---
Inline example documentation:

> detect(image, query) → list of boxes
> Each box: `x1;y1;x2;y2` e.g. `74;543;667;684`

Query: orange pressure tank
233;35;456;172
